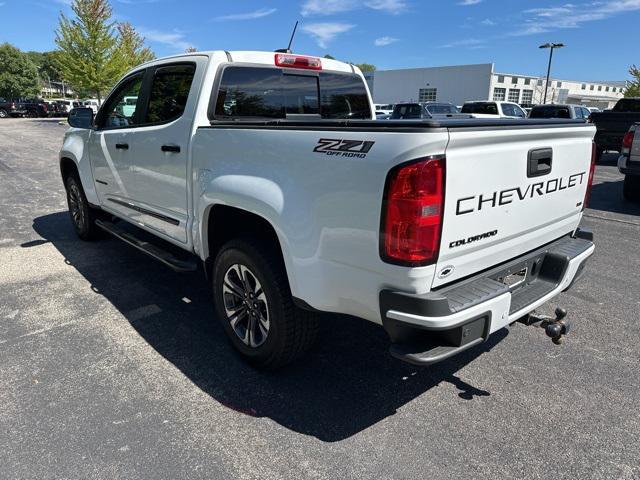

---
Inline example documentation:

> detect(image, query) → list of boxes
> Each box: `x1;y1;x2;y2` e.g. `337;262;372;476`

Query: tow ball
519;307;570;345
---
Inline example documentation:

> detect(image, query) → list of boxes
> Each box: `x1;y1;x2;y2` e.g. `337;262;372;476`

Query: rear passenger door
128;59;205;244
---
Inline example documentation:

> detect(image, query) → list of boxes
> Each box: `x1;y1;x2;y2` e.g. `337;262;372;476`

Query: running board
95;219;198;272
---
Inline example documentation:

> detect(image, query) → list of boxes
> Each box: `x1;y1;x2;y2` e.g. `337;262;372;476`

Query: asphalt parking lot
1;117;639;479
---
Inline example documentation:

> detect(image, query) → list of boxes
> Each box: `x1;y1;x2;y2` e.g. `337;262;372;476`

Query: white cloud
364;0;407;14
374;36;399;46
438;38;486;48
301;22;355;48
139;28;193;51
480;18;495;26
514;0;640;35
458;0;482;5
301;0;406;16
214;8;277;21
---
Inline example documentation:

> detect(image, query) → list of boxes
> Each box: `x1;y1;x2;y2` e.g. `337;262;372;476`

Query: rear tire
64;174;101;240
623;174;640;202
0;109;8;118
212;238;318;369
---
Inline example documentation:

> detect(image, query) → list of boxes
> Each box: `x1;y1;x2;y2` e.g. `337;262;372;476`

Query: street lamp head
553;43;565;48
540;42;565;49
539;43;553;49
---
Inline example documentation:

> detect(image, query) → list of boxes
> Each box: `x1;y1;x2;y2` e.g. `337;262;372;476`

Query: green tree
355;63;376;73
55;0;124;102
624;65;640;97
115;22;155;70
323;54;335;59
0;43;40;98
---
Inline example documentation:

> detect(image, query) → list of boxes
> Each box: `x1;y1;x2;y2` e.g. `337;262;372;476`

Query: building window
512;76;518;84
497;75;504;83
581;84;586;90
493;87;506;101
524;78;531;85
557;81;562;88
521;89;533;104
508;89;520;103
418;88;437;102
590;85;594;90
598;85;602;91
613;87;617;92
537;79;543;86
606;86;610;92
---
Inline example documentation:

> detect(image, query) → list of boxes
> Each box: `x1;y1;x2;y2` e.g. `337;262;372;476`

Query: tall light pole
539;42;564;104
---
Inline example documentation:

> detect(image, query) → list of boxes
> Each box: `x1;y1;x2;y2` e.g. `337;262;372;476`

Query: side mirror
68;107;94;129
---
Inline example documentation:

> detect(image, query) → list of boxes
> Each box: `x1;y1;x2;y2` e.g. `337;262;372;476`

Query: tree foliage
355;63;376;73
55;0;154;101
625;65;640;97
116;22;155;69
0;43;40;98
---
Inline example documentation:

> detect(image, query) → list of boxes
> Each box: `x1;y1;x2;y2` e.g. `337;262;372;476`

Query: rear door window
212;66;370;120
145;64;196;124
391;104;423;119
530;106;571;119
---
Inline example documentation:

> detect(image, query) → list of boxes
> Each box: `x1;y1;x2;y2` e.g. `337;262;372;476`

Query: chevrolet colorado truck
60;51;596;369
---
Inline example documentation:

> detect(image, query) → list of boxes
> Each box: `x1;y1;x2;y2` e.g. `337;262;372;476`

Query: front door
89;70;146;220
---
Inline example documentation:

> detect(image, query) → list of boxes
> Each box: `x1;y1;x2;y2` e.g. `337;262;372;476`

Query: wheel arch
202;203;298;297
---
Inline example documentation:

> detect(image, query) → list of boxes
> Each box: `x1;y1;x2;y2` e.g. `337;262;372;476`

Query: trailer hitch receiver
519;307;570;345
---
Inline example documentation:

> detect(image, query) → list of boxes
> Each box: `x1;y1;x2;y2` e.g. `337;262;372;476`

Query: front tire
212;239;318;369
0;109;8;118
623;175;640;202
64;174;101;240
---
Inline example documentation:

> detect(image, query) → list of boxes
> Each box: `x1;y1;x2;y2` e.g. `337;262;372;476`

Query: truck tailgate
433;124;595;288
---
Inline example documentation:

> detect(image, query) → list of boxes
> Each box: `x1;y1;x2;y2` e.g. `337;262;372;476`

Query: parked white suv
60;51;596;369
461;101;527;118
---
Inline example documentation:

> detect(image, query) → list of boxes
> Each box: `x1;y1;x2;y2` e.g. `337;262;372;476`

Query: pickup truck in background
619;123;640;201
0;98;49;118
591;98;640;158
60;51;596;369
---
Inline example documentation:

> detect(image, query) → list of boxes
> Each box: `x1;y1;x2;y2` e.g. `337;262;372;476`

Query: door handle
161;145;181;153
115;143;129;150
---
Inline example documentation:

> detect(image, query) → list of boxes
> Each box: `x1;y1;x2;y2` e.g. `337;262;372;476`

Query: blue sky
0;0;638;80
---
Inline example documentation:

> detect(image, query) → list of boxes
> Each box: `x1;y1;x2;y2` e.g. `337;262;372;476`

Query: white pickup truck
60;51;596;369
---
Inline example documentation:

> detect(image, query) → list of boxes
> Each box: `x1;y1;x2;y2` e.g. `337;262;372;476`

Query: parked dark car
0;98;21;118
529;104;591;120
590;98;640;158
390;102;466;119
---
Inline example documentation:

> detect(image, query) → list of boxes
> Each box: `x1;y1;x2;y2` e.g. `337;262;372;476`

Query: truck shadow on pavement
31;211;505;442
588;181;640;217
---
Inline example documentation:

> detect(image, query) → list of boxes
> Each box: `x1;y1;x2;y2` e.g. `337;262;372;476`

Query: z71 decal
313;138;375;158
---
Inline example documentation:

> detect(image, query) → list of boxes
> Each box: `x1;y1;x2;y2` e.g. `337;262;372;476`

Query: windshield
391;104;423;119
461;102;498;115
426;104;457;114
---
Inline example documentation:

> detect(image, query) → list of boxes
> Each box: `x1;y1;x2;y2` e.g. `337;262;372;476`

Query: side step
95;219;198;272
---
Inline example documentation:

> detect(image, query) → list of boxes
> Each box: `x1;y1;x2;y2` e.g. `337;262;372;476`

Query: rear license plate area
489;253;546;292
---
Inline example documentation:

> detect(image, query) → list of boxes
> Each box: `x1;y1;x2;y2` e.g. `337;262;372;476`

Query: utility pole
539;43;565;104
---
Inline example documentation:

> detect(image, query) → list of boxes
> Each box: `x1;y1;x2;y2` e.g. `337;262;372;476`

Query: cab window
99;72;144;128
145;64;196;124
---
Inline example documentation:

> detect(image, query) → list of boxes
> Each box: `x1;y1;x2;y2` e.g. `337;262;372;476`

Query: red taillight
381;156;445;266
622;130;634;150
583;142;597;210
274;53;322;70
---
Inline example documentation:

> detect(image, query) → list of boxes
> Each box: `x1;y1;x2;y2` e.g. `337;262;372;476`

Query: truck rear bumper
380;230;595;366
618;155;640;175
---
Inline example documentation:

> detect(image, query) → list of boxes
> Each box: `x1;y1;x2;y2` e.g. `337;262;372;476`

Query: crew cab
461;101;528;119
619;123;640;201
60;51;596;369
529;104;591;121
591;98;640;159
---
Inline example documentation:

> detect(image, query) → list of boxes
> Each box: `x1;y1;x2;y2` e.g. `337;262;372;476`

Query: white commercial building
370;64;626;109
